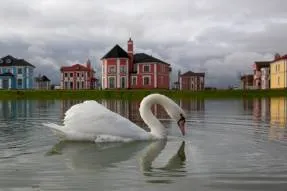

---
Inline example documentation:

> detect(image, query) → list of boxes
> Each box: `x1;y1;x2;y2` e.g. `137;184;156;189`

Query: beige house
34;75;51;90
179;71;205;91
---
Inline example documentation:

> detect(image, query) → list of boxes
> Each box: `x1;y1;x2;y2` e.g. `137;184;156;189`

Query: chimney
274;53;281;60
86;59;91;69
127;38;134;72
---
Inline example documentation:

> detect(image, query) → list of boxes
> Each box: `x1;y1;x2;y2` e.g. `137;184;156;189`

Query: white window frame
108;76;116;88
120;76;126;88
108;66;116;74
143;75;151;85
131;76;137;86
143;64;150;73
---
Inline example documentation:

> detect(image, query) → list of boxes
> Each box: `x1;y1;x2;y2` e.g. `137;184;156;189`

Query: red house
101;38;171;89
179;71;205;91
60;59;97;90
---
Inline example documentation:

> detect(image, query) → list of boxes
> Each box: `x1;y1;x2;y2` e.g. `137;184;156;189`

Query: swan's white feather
44;100;151;141
44;94;185;142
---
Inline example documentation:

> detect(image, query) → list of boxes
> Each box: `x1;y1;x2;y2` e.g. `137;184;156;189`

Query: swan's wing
63;100;149;139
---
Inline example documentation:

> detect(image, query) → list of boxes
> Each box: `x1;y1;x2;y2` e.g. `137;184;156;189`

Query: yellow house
270;54;287;89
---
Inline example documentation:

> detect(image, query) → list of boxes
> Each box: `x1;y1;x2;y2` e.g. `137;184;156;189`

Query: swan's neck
139;95;169;139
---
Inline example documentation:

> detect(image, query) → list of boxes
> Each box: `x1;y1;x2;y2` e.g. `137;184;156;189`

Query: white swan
43;93;186;142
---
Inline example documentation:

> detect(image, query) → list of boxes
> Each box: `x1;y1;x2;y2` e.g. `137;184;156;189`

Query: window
77;82;80;89
120;77;126;88
109;77;115;88
65;82;68;89
70;82;73;89
120;66;126;73
77;73;80;77
278;76;280;86
64;73;68;77
70;73;73;77
17;79;22;88
131;76;137;86
82;81;85;89
108;66;116;73
18;68;22;74
143;76;150;85
143;65;150;72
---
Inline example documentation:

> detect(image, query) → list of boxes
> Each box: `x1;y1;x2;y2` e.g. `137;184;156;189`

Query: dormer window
6;59;11;63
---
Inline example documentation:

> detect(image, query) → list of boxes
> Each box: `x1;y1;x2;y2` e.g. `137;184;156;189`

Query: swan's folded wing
63;100;148;139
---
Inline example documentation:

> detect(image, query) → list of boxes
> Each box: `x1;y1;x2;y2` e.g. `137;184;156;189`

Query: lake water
0;97;287;191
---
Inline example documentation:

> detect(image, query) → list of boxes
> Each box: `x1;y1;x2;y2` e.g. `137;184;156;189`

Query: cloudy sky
0;0;286;88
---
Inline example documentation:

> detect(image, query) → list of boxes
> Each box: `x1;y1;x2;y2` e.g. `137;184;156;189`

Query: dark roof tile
181;71;205;77
0;55;35;68
101;44;129;59
133;53;169;65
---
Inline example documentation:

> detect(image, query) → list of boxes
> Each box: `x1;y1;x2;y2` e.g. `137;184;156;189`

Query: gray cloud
0;0;286;88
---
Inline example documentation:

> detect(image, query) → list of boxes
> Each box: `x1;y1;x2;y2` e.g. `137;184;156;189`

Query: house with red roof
101;38;171;89
179;71;205;91
60;59;97;90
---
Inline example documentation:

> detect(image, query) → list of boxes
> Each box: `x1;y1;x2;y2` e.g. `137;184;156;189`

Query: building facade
34;75;51;90
179;71;205;91
253;61;271;89
240;74;254;89
60;59;97;90
260;67;270;89
0;55;35;89
101;38;171;89
270;54;287;89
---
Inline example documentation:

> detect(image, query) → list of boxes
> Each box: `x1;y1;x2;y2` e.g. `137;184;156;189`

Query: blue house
0;55;35;89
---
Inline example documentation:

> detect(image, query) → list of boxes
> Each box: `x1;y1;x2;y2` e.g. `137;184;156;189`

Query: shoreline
0;89;286;100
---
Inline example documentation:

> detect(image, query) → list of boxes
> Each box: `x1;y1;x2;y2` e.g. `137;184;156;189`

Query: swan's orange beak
178;119;186;136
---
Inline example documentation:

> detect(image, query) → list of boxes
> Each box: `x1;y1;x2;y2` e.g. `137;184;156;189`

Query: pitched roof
101;44;130;59
0;55;35;68
254;61;271;68
180;71;205;77
61;64;91;72
270;54;287;64
35;75;50;82
133;53;170;65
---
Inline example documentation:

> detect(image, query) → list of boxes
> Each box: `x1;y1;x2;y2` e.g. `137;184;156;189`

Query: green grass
0;89;286;100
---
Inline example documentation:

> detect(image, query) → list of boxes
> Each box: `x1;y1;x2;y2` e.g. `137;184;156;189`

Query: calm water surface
0;97;287;191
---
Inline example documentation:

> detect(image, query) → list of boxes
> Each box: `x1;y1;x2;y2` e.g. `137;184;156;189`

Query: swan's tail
43;123;67;139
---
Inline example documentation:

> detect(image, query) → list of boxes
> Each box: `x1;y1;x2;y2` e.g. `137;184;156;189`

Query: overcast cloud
0;0;286;88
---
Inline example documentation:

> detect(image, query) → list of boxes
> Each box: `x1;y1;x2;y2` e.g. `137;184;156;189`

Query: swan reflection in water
47;140;187;180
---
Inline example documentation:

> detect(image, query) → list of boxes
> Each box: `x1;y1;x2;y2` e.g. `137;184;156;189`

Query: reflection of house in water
178;99;205;111
0;100;33;119
242;98;270;121
0;100;57;119
101;100;171;129
270;97;287;126
269;97;287;141
242;99;253;112
252;98;270;122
